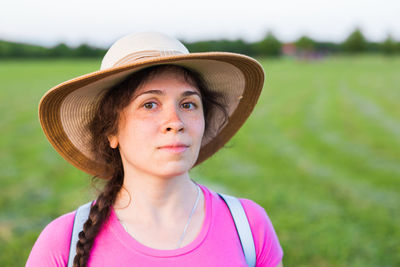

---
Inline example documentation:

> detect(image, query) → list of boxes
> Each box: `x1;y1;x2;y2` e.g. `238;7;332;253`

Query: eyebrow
134;89;201;99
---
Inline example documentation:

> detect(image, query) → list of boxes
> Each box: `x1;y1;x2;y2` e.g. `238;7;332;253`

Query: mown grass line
302;81;400;191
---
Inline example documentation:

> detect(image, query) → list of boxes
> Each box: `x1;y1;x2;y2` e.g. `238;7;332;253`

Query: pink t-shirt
26;184;283;266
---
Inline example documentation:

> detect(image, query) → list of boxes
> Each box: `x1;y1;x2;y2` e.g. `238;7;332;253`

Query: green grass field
1;56;399;266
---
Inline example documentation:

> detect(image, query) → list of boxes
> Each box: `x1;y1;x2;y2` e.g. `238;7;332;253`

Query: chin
155;160;195;178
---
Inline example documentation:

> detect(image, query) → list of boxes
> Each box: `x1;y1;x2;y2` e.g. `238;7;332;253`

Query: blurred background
1;0;399;266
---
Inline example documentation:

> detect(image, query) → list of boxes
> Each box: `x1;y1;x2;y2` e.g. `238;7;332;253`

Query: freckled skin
109;70;205;179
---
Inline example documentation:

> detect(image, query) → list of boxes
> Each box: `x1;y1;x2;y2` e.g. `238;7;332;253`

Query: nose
163;105;184;133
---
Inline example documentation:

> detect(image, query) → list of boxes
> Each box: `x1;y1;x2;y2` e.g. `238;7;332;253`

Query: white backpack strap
67;201;93;267
218;193;256;267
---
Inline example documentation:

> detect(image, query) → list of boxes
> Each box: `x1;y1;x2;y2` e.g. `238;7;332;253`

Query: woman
27;32;283;266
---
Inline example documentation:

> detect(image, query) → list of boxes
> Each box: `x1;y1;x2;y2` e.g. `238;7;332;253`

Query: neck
113;168;200;226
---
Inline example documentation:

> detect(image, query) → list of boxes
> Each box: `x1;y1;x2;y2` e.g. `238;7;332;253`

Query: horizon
1;27;394;50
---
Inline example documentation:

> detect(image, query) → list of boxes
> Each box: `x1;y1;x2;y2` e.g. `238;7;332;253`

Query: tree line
1;28;399;59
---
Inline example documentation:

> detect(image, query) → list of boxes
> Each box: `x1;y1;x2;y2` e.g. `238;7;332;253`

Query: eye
181;102;197;110
143;102;157;109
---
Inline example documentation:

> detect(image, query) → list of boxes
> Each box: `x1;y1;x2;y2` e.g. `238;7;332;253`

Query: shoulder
239;198;274;232
239;198;284;267
197;184;283;266
26;211;76;267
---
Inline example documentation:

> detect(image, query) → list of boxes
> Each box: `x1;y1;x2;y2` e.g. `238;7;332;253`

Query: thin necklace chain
118;183;201;249
177;183;201;248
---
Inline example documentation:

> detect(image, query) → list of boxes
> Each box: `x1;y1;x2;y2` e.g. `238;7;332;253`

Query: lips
158;143;189;153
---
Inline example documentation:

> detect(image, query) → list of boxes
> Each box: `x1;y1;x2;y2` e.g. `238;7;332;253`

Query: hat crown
101;32;189;70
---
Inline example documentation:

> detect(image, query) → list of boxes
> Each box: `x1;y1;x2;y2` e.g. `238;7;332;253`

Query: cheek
189;115;205;140
131;119;159;143
118;116;159;147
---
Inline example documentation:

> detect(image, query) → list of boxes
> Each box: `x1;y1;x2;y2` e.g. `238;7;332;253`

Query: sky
2;0;400;48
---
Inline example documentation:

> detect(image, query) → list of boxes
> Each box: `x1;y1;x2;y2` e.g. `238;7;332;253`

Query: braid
72;173;123;267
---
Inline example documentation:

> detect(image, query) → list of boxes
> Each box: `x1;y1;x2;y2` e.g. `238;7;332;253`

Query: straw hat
39;32;265;179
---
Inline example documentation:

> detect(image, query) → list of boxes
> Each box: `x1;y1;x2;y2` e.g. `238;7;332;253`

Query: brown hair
72;65;228;266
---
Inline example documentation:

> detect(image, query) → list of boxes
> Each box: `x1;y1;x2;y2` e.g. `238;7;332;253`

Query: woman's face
109;69;205;178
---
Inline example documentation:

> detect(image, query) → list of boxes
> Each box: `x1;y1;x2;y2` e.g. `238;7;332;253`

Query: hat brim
39;52;264;179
